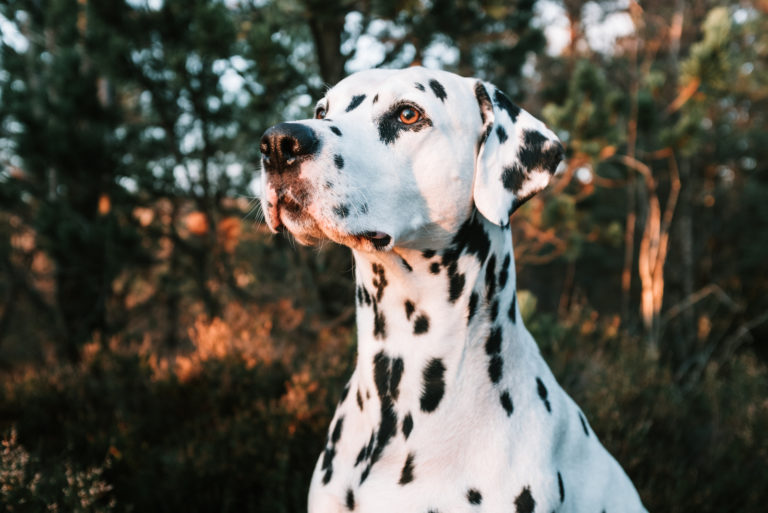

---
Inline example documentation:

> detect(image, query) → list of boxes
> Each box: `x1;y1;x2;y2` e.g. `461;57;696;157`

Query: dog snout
260;122;319;173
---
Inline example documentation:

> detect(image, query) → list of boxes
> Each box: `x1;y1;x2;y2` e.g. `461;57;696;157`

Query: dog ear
472;81;565;226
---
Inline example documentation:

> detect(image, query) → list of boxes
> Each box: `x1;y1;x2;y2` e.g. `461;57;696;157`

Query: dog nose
260;122;319;173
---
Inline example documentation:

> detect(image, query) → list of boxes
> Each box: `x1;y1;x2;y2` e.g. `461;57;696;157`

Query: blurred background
0;0;767;511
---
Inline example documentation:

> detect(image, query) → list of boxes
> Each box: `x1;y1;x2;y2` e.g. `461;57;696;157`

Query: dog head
259;67;563;251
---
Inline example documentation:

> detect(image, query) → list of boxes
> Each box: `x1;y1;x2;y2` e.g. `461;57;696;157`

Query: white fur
260;67;647;513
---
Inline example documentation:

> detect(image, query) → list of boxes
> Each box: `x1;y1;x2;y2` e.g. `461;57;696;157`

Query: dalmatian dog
259;67;647;513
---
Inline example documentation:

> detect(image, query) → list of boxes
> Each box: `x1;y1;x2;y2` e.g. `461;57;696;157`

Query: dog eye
398;107;421;124
315;108;326;119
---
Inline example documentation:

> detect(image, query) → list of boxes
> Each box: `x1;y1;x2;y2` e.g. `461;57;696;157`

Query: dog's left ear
471;81;565;226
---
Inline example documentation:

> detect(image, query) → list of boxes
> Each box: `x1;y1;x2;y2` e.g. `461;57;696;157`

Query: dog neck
350;212;527;422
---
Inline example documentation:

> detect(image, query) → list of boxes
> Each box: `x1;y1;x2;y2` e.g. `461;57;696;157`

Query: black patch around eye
346;94;366;112
334;154;344;169
502;163;526;192
493;89;520;122
429;79;447;102
377;109;433;145
496;124;508;143
330;126;342;136
333;204;349;218
415;82;425;91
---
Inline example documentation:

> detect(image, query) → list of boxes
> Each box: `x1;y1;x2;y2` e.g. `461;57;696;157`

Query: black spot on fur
488;355;503;384
415;82;425;91
485;326;502;355
360;202;369;214
449;272;466;303
557;471;564;502
468;291;479;323
414;314;430;335
355;445;366;466
467;489;483;505
444;213;491;267
499;254;510;289
430;262;441;275
500;390;514;415
474;82;492;125
357;389;364;410
405;300;415;320
578;411;590;437
490;299;499;320
334;154;345;169
402;413;413;439
333;204;350;218
372;263;388;302
502;163;526;192
422;249;436;258
346;488;355;510
346;94;366;112
494;89;520;122
373;301;386;339
390;358;404;400
420;358;446;412
485;254;497;301
514;486;535;513
429;79;447;102
536;377;551;412
373;93;378;104
496;124;508;143
356;286;363;305
330;126;342;136
400;256;413;272
508;293;517;323
518;130;563;174
331;416;344;443
399;453;415;485
362;353;402;482
324;180;334;189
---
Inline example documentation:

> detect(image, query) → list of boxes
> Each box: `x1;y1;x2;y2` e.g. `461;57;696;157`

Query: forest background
0;0;767;511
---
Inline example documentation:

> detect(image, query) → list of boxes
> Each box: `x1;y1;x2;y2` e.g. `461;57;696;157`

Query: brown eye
398;107;420;124
315;108;326;119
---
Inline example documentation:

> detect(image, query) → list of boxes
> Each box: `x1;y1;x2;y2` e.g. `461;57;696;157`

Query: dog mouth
355;231;393;251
